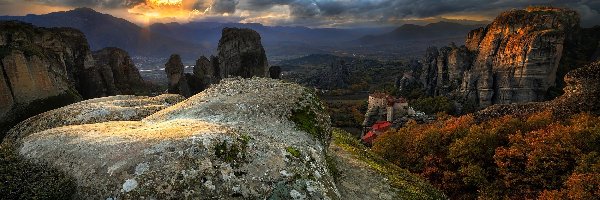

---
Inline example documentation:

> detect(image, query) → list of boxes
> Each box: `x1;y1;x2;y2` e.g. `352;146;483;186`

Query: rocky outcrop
217;28;268;78
165;54;208;98
269;66;282;79
396;72;420;96
166;28;273;98
0;21;92;138
421;7;600;109
420;45;472;97
2;78;337;199
164;54;193;97
92;47;144;96
2;94;184;148
475;60;600;121
165;54;185;94
194;55;216;85
0;21;151;140
305;60;351;90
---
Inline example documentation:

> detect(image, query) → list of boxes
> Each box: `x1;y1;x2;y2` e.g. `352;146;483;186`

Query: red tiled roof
372;121;391;131
361;131;377;144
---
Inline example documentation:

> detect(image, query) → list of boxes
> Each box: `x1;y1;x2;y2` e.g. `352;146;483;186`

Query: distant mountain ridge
0;8;483;60
0;8;207;59
359;21;484;44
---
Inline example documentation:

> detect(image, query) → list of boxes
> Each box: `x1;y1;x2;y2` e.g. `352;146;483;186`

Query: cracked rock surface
3;78;337;199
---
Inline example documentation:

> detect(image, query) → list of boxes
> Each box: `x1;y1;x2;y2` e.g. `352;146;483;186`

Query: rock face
0;21;150;139
165;54;185;94
420;45;472;97
306;60;351;90
92;47;144;96
194;55;216;85
4;78;338;199
165;54;208;98
475;60;600;121
396;72;420;96
164;54;193;97
3;94;185;148
167;28;273;98
420;7;599;109
0;21;92;138
269;66;282;79
217;28;268;78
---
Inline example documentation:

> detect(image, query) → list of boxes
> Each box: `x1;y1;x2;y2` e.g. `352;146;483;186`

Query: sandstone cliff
91;47;144;96
0;21;149;140
0;21;91;138
217;28;268;78
475;60;600;121
420;7;600;109
165;54;206;98
166;28;271;98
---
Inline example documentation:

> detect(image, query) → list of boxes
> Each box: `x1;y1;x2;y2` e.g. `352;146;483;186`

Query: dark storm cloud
237;0;600;26
210;0;239;13
13;0;600;26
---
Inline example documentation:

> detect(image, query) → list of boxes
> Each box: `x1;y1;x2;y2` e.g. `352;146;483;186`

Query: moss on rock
0;147;76;199
331;128;446;199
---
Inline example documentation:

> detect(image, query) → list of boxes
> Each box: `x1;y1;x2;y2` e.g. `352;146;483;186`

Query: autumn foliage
372;111;600;199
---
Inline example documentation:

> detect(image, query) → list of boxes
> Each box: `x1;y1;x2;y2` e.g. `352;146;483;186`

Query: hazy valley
1;3;600;200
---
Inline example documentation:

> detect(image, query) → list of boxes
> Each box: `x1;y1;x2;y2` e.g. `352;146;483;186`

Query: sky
0;0;599;27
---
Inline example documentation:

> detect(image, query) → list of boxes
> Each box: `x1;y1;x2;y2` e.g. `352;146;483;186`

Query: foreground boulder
3;78;337;199
2;94;184;147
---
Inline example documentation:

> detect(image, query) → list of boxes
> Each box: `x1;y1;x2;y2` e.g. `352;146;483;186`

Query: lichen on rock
3;77;338;199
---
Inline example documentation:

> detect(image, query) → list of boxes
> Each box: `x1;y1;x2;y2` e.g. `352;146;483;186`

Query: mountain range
0;7;481;60
358;21;483;44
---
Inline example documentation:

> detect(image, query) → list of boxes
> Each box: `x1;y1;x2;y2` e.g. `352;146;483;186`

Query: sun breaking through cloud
1;0;599;27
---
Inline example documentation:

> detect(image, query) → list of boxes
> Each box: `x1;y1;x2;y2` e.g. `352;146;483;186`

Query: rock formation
166;28;274;98
306;60;351;90
269;66;282;79
420;7;600;109
0;21;90;138
92;47;144;96
2;78;337;199
217;28;268;78
420;45;472;97
164;54;192;97
194;55;216;85
396;72;420;96
3;94;184;147
475;60;600;121
164;54;208;98
0;21;150;139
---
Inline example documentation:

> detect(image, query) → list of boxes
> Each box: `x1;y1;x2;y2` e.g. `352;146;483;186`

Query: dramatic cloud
31;0;146;8
4;0;600;27
209;0;238;14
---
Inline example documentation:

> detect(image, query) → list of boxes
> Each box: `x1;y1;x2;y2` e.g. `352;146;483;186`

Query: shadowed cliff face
0;21;147;140
420;7;599;109
217;28;268;79
0;21;90;138
92;47;144;96
475;60;600;122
